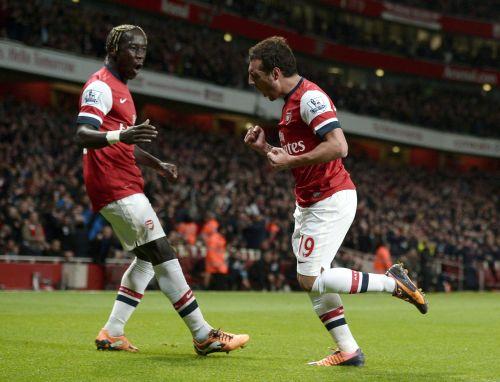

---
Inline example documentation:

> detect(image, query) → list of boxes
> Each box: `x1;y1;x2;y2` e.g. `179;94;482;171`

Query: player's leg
103;256;154;336
96;197;159;351
292;191;364;366
306;263;427;313
120;194;248;354
296;190;427;313
296;190;395;293
308;268;395;294
309;292;359;353
134;238;211;342
95;256;154;351
136;236;248;354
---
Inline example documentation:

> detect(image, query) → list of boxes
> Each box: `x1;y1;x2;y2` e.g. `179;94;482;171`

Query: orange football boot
193;329;249;355
95;328;138;352
386;263;428;314
309;348;365;366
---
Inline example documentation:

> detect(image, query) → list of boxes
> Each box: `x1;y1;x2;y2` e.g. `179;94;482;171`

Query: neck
104;57;126;83
280;74;302;98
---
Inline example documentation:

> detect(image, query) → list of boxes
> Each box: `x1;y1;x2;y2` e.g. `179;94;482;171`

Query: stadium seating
197;0;499;69
0;99;497;291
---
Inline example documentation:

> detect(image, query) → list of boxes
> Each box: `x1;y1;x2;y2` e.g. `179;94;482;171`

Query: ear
272;67;281;81
108;47;117;59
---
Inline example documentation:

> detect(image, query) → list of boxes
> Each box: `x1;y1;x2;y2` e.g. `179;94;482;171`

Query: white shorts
100;193;166;251
292;189;357;277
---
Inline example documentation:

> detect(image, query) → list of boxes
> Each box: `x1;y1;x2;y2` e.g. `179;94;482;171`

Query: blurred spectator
373;238;393;274
4;239;19;256
21;211;47;255
243;215;267;249
200;212;219;240
399;249;420;283
203;226;228;289
44;239;63;257
176;215;198;246
267;252;286;291
249;250;286;291
63;250;75;262
417;240;434;291
228;250;251;290
90;226;121;264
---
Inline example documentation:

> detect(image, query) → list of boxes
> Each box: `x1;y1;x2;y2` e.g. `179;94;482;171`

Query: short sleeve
76;80;113;129
300;90;341;138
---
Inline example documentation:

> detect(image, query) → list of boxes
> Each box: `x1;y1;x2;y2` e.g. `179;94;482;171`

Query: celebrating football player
244;36;427;367
75;24;249;355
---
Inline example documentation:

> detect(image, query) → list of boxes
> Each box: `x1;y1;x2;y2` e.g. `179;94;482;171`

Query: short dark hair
105;24;147;54
249;36;297;77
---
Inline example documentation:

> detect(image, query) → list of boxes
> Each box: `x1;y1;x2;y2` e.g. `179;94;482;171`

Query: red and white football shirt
77;66;144;212
278;78;355;207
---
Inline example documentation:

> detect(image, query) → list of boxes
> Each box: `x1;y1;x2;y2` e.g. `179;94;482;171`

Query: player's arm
243;125;275;155
267;89;348;170
134;146;178;180
74;124;111;149
75;81;157;149
267;129;347;170
75;119;158;149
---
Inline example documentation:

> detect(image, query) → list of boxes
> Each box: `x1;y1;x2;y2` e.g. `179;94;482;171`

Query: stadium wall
0;262;107;290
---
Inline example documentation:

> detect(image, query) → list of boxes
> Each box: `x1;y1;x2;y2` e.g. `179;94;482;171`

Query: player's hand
157;162;178;181
267;147;293;171
119;119;158;144
244;125;266;152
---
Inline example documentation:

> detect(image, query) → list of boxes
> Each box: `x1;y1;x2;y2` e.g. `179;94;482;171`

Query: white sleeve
80;80;113;113
300;90;334;126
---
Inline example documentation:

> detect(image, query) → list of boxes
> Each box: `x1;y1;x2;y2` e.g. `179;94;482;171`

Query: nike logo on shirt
120;98;127;103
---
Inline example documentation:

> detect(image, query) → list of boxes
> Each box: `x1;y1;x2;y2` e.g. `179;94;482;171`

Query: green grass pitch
1;291;499;382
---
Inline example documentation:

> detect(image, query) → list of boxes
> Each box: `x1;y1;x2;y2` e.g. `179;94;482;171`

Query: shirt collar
284;77;303;102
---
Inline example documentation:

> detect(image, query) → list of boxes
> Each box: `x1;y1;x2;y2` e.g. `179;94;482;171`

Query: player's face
116;30;147;80
248;59;280;101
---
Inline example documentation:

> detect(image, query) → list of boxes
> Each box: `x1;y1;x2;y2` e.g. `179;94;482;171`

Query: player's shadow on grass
109;356;466;382
139;353;261;363
314;367;464;381
358;370;463;381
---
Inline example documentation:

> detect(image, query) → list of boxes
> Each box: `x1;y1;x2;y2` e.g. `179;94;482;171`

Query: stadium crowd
0;100;498;291
200;0;499;70
1;0;499;138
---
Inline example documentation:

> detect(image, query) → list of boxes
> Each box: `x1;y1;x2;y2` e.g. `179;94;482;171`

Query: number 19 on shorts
298;235;315;257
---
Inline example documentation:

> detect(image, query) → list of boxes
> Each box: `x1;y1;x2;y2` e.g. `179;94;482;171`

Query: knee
135;237;176;265
297;274;317;292
155;237;176;261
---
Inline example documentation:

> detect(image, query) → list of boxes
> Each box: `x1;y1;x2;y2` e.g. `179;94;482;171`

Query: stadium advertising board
341;112;500;158
0;40;282;119
0;40;498;157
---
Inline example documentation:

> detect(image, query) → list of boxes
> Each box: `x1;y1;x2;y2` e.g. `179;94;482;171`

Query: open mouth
133;63;143;73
